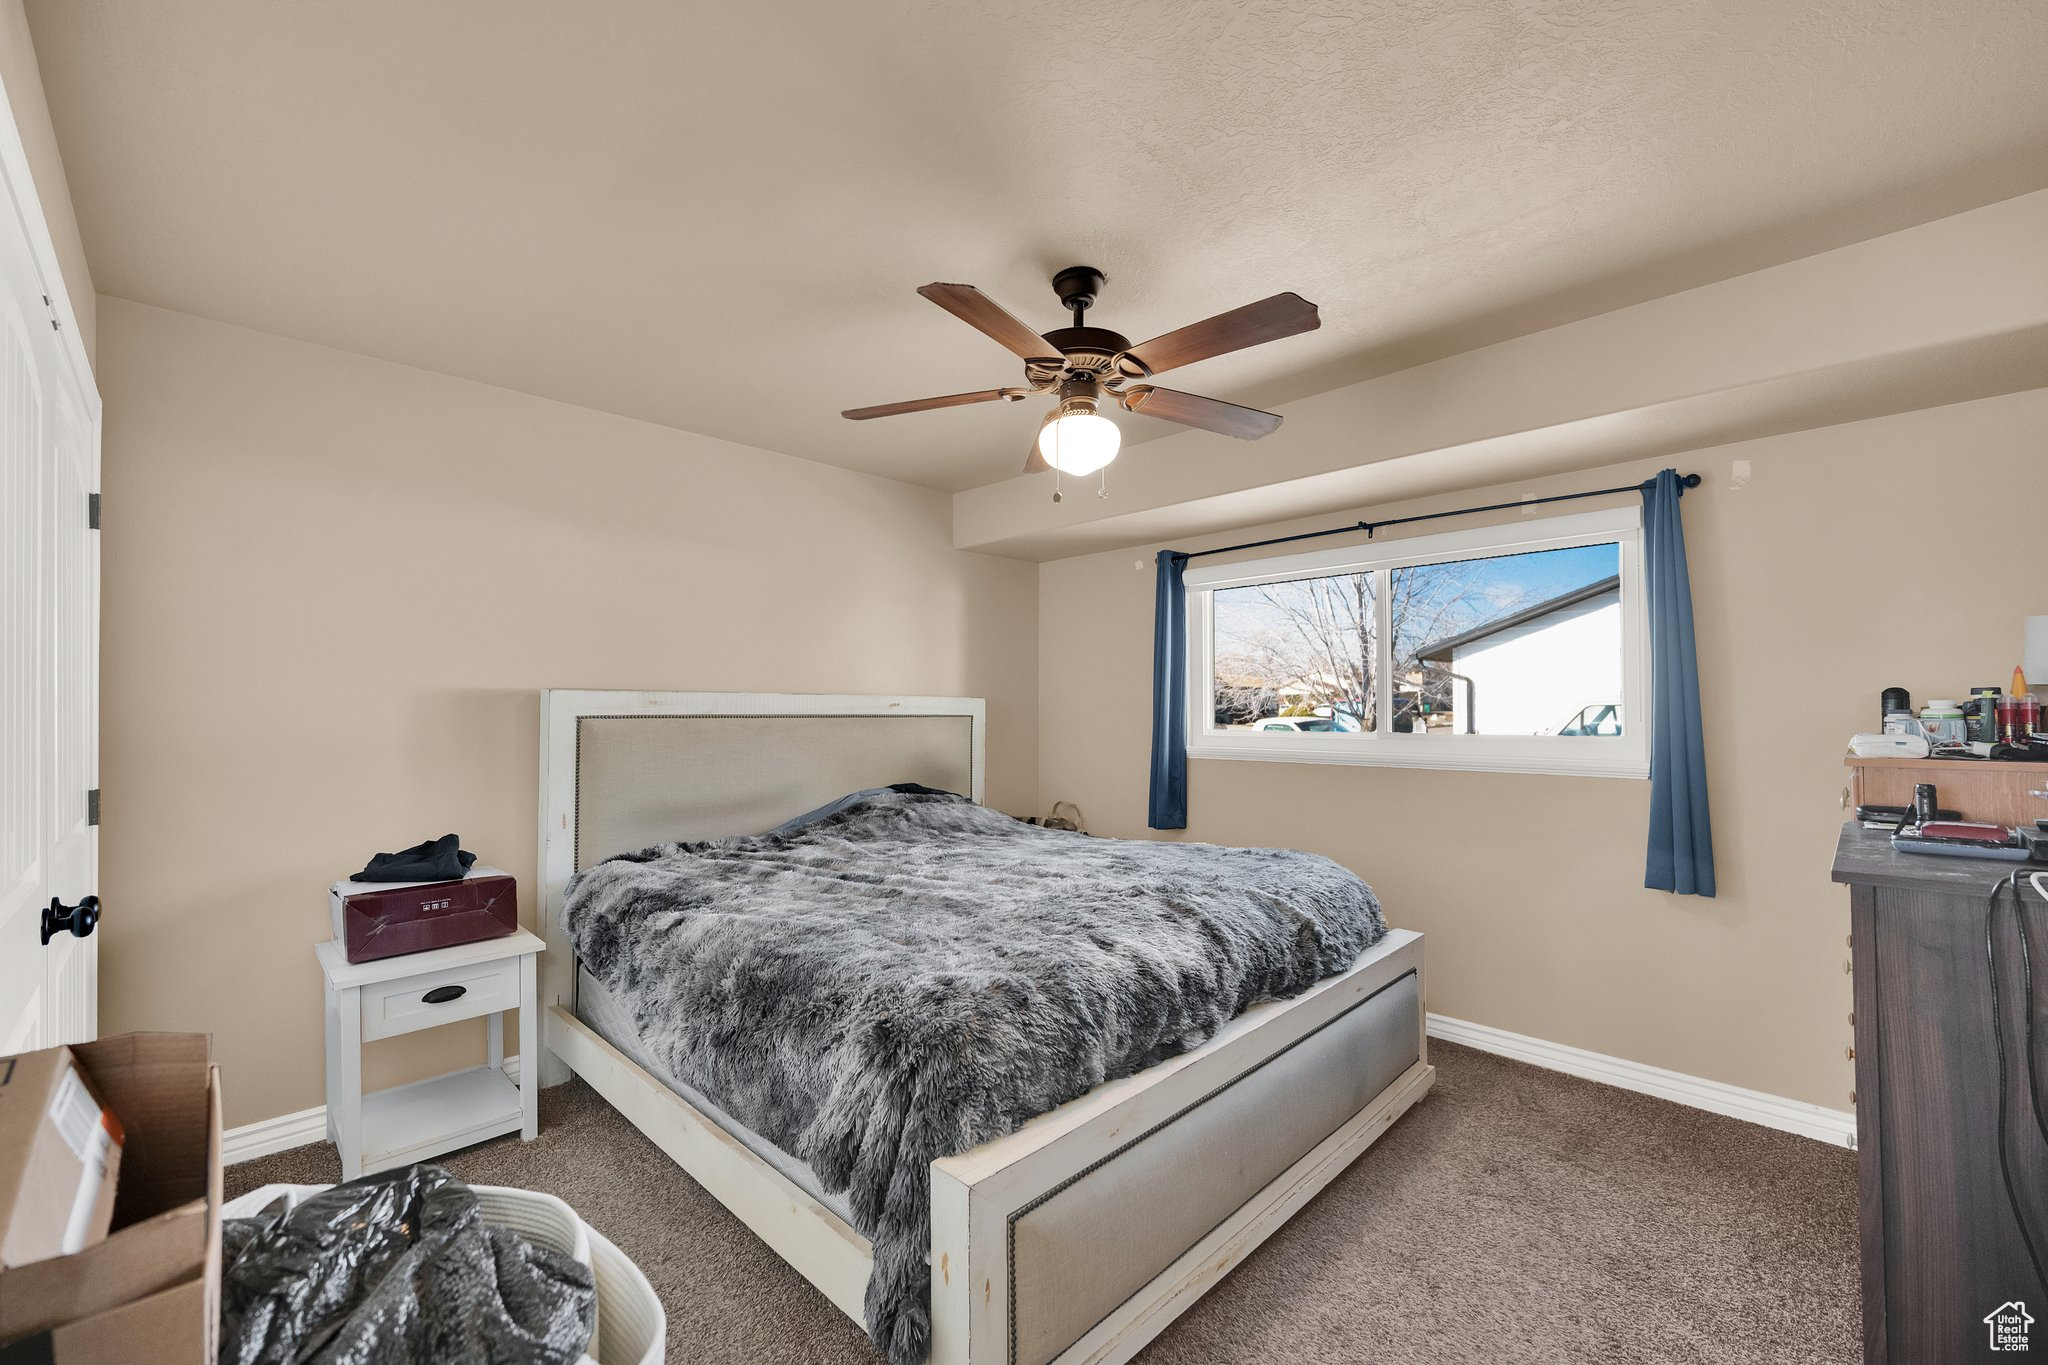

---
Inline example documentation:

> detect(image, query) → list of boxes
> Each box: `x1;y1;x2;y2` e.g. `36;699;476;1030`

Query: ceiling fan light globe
1038;411;1120;476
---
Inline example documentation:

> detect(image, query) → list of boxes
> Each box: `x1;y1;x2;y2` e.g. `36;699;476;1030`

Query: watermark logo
1985;1301;2035;1351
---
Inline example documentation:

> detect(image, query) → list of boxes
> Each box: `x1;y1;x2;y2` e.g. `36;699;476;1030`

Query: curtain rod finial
1680;473;1701;489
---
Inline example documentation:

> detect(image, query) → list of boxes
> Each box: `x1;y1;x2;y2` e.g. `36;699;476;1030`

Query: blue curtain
1641;469;1714;896
1148;550;1191;830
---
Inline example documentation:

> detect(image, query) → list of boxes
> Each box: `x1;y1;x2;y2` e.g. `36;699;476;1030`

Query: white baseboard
1426;1013;1857;1149
224;1056;524;1166
222;1102;329;1165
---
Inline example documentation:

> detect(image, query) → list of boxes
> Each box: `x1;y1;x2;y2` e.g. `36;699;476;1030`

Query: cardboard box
8;1277;210;1365
0;1047;123;1268
0;1035;221;1364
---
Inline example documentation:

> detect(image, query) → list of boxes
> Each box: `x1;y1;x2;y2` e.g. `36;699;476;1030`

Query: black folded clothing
353;833;478;884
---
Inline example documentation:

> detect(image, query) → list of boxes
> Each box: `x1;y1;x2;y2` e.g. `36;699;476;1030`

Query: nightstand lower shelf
355;1065;524;1175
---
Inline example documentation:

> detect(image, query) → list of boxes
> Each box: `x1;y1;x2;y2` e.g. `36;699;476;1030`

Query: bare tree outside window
1214;573;1374;728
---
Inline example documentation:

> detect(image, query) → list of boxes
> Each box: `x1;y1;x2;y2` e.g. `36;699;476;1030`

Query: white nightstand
316;929;544;1179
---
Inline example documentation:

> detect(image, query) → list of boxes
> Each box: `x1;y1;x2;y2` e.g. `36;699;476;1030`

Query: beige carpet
226;1041;1860;1363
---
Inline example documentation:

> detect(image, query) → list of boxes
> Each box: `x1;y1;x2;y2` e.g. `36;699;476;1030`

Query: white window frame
1184;505;1649;778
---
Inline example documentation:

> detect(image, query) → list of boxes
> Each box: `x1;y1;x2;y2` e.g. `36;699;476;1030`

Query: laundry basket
584;1224;665;1365
219;1180;661;1363
221;1183;588;1275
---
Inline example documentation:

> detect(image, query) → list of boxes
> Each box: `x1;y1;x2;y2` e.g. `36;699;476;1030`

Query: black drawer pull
421;985;467;1005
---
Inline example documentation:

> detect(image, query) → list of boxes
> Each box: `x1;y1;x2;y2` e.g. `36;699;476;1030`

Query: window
1185;506;1649;776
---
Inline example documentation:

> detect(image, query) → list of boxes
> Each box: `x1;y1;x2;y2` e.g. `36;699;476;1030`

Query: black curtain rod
1182;472;1701;561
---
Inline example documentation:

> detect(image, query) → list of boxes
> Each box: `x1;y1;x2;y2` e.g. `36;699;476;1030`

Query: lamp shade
2026;615;2048;688
1037;411;1120;476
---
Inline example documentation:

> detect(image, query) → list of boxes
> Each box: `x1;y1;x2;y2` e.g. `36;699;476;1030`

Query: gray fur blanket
564;788;1384;1364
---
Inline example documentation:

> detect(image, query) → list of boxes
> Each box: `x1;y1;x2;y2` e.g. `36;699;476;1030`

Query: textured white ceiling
27;0;2048;491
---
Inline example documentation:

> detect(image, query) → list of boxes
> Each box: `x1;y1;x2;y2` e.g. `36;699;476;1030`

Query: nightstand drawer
361;954;520;1041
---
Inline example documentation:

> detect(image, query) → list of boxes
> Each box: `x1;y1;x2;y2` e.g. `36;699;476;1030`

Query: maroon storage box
327;866;518;964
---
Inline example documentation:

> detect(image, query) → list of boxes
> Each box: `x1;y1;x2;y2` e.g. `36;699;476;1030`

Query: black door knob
42;895;100;946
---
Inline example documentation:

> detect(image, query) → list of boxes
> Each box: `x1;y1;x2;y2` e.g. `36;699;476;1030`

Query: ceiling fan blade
1116;292;1319;377
1120;385;1283;439
1022;430;1051;475
917;283;1055;361
842;388;1020;421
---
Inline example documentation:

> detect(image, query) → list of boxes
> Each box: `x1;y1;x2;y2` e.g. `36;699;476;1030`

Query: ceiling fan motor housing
1051;265;1106;314
1043;265;1146;376
1040;325;1137;376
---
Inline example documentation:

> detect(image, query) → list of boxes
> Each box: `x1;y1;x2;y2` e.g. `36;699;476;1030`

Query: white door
0;84;101;1054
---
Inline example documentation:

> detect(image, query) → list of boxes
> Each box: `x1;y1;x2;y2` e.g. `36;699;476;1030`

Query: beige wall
97;297;1039;1126
1;0;92;360
79;295;2048;1126
1038;386;2048;1112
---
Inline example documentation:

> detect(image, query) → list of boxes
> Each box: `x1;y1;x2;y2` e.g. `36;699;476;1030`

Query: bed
537;690;1433;1365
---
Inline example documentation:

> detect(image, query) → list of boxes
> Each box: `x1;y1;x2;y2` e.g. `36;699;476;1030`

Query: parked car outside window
1256;711;1363;733
1546;702;1622;736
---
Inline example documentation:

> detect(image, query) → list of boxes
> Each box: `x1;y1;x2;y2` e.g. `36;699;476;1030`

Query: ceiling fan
842;267;1319;494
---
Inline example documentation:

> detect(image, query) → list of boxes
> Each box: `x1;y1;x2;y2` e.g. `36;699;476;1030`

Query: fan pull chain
1098;466;1108;499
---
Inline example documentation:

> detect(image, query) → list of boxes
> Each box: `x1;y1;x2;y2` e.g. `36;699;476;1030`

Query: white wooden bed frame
538;689;1433;1365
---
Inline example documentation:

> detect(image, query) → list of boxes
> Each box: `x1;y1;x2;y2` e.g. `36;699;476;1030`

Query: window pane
1211;572;1375;732
1391;543;1622;736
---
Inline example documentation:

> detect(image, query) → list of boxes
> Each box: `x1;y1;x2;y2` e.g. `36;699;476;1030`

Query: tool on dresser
1981;737;2048;761
1892;824;2041;861
1888;781;2048;861
1856;803;1962;825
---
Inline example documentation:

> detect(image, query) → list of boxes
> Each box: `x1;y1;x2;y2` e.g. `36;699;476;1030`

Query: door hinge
87;789;100;826
88;492;100;530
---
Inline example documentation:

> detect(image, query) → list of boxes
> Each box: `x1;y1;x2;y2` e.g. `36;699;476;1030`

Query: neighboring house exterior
1416;576;1621;735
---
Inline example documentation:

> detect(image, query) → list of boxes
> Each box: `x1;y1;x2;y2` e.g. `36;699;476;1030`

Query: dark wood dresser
1832;824;2048;1363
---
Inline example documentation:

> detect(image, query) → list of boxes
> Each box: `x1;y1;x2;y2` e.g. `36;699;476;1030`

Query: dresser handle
422;985;467;1005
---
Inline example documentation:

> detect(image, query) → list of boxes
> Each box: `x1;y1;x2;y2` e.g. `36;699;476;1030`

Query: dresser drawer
360;954;521;1041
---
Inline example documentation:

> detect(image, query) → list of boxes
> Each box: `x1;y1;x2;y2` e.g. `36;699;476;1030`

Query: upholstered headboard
535;690;986;1084
571;711;978;868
